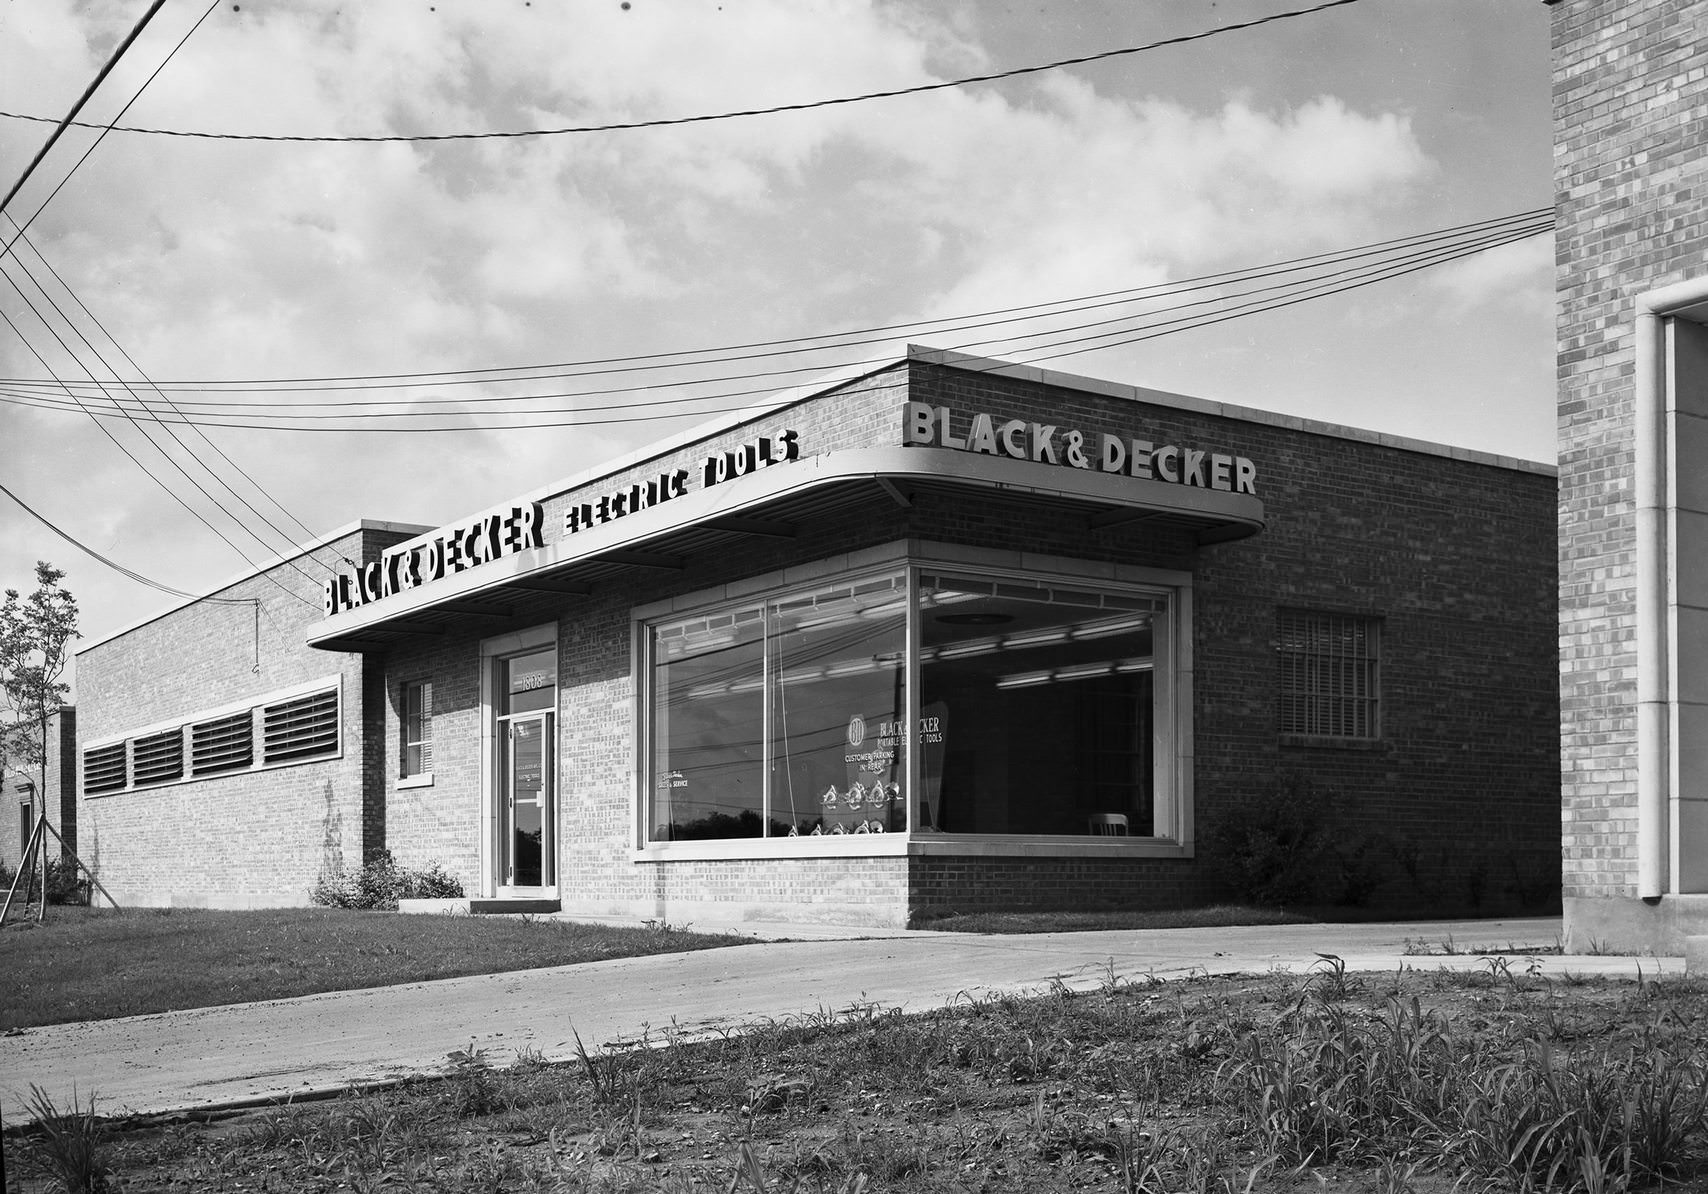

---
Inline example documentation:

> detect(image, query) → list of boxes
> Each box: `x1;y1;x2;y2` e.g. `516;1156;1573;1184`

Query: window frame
398;679;434;788
632;544;1193;861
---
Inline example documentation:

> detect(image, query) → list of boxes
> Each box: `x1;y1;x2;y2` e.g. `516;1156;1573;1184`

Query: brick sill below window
1279;734;1385;752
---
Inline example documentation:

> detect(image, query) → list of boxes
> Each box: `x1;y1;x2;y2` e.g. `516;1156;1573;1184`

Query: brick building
76;349;1559;925
1550;0;1708;951
2;707;75;885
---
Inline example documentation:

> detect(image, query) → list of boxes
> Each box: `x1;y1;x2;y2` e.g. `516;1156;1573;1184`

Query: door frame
480;622;559;899
497;709;555;893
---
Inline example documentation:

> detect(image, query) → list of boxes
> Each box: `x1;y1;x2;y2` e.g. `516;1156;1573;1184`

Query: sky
0;0;1556;667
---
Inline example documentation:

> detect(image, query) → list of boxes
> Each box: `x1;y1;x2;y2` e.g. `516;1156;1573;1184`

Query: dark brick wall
909;362;1561;915
1551;0;1708;899
375;358;1557;921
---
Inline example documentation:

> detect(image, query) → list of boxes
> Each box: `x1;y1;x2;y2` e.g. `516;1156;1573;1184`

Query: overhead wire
0;302;319;609
0;0;326;606
0;0;1367;145
0;227;336;590
0;210;1552;434
0;208;1554;400
0;480;255;605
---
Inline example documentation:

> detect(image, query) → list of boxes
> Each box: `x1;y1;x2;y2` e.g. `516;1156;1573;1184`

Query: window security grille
191;711;254;776
1277;611;1380;738
132;729;185;786
83;743;127;794
261;688;339;764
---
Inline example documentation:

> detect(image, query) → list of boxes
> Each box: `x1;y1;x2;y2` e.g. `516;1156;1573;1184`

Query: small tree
0;562;80;914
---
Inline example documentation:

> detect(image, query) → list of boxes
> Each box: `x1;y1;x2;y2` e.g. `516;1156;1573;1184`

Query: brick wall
0;708;75;885
75;526;417;907
372;358;1558;924
1551;0;1708;901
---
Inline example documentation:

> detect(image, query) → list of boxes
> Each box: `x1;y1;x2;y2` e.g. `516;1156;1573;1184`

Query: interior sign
901;402;1257;495
324;503;545;617
563;429;800;537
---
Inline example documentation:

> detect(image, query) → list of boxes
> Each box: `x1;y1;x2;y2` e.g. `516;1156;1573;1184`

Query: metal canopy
308;447;1264;653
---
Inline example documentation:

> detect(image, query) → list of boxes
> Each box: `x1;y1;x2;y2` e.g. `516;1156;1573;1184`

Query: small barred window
1277;611;1380;739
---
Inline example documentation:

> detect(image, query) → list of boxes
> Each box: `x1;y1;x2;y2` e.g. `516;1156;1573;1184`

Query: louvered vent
191;710;254;776
83;743;127;794
261;688;339;764
132;729;185;786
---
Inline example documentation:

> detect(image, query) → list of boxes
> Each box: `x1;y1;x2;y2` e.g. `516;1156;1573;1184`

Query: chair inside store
1088;813;1130;836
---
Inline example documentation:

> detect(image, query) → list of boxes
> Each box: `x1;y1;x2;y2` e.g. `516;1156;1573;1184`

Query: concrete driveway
0;917;1675;1123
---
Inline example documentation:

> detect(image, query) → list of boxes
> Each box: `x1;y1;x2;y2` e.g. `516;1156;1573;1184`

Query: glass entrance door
501;712;553;889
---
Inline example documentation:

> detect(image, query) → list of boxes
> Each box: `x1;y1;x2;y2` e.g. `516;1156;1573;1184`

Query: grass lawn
0;906;741;1030
21;963;1708;1192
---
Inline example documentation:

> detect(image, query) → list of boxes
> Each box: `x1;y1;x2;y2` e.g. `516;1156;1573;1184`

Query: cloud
0;0;1489;652
1424;233;1553;317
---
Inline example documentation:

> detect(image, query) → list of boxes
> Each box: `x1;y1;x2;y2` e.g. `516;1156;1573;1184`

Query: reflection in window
651;607;767;840
644;567;1171;843
770;578;906;837
917;575;1163;836
648;574;906;841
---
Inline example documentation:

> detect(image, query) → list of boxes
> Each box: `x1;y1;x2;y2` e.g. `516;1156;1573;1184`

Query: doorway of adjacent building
495;643;557;895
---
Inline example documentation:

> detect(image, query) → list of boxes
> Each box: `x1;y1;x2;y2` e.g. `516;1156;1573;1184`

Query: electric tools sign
901;401;1258;495
324;505;545;617
561;429;800;537
323;429;802;618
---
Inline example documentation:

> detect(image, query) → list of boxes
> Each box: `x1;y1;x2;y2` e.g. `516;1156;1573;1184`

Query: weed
17;1085;109;1193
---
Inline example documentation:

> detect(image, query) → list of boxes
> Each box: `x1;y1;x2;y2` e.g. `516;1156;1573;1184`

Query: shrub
46;857;91;906
1204;774;1391;908
310;851;464;911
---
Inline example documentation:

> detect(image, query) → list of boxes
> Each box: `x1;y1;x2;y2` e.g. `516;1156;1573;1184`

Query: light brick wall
1551;0;1708;900
75;527;416;907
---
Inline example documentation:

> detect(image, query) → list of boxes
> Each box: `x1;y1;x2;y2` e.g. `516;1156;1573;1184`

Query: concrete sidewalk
0;917;1677;1124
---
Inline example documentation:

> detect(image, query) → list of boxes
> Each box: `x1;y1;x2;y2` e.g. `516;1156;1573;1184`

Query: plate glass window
647;572;907;841
644;566;1175;842
918;574;1163;836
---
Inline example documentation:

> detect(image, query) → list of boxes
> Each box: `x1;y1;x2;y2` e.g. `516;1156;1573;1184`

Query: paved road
0;917;1676;1123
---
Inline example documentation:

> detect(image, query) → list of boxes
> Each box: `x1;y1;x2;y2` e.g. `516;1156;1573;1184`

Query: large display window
648;572;907;841
640;558;1181;849
917;573;1164;837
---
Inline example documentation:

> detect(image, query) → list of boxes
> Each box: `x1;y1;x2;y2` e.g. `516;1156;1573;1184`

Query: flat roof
77;519;434;654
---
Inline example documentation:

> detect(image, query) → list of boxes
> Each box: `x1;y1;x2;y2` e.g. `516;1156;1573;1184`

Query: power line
0;212;1550;432
2;0;221;266
0;214;1549;434
0;480;254;605
1;225;336;581
0;0;1366;145
0;0;166;218
0;304;319;609
0;208;1552;406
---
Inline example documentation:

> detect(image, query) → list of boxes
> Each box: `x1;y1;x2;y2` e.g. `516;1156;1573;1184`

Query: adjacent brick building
1549;0;1708;951
2;707;75;887
74;349;1559;925
75;522;427;907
